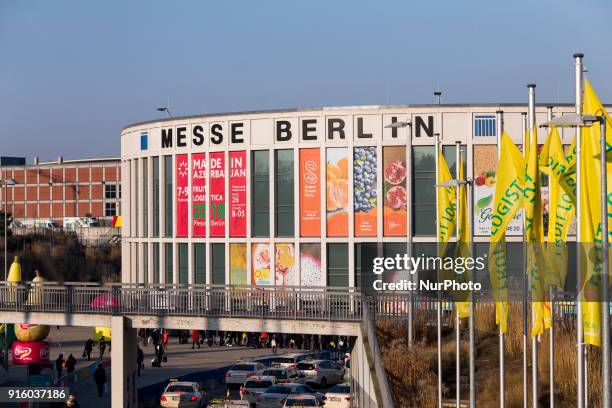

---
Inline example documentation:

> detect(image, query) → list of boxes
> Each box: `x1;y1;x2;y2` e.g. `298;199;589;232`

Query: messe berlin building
120;103;583;287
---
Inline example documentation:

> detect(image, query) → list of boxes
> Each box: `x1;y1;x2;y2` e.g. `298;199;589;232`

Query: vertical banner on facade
473;146;523;236
326;148;349;237
299;148;321;236
383;146;407;236
354;146;377;236
300;244;322;287
175;154;189;237
192;153;207;237
230;243;247;285
209;152;225;237
275;243;297;286
229;151;247;237
251;243;272;285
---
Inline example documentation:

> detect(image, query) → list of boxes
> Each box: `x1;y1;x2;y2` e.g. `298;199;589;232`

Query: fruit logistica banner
300;148;321;236
383;146;407;236
326;148;349;237
192;153;207;237
354;146;377;236
229;151;247;237
176;154;189;237
209;152;225;237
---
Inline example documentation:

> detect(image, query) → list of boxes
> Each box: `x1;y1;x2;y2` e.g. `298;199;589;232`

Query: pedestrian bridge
0;282;398;407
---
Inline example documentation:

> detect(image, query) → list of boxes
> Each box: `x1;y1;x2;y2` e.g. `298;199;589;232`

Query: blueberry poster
354;147;377;236
382;146;407;236
326;147;349;237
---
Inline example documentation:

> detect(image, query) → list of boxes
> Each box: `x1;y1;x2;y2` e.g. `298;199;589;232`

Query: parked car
240;375;276;405
296;360;344;388
255;383;323;408
261;367;301;383
160;380;208;407
225;362;265;386
282;394;321;407
323;383;351;408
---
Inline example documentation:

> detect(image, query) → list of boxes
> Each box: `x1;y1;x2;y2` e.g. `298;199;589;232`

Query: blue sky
1;0;611;159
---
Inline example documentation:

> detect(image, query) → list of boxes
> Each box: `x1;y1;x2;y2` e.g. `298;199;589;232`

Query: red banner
229;151;247;237
12;341;50;365
192;153;207;237
176;154;189;237
209;151;225;237
299;148;321;236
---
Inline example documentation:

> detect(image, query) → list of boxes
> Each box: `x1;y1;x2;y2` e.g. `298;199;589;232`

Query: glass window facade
178;243;188;284
152;157;160;237
275;149;294;237
164;243;173;284
412;146;436;236
164;155;173;237
211;243;225;285
152;242;159;283
251;151;269;237
194;244;206;284
142;157;148;237
142;242;148;284
355;243;378;290
327;243;348;287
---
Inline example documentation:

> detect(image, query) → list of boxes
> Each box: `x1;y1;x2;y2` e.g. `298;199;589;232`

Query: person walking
98;337;106;360
271;336;277;354
155;342;164;368
136;345;144;376
93;364;106;397
161;330;169;349
191;330;201;349
83;338;94;361
55;354;64;379
65;354;76;374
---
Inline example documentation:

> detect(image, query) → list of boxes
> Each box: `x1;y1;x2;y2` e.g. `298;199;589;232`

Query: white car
269;353;317;369
160;380;208;407
323;383;351;408
283;394;321;407
255;383;323;408
261;367;302;384
240;375;276;404
225;362;265;386
296;360;344;388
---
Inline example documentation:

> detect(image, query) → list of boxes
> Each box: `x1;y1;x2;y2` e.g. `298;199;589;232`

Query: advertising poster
209;151;225;237
326;148;349;236
192;153;207;237
473;145;523;236
354;146;377;236
300;244;322;287
275;243;297;286
229;151;247;237
230;243;247;285
299;148;321;236
382;146;407;236
175;154;189;237
251;243;272;285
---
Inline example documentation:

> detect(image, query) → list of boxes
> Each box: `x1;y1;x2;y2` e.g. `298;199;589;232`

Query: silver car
296;360;344;388
240;375;276;405
225;362;265;386
255;383;323;408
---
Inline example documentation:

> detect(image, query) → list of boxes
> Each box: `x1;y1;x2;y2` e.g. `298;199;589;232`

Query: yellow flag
456;154;471;318
437;150;457;244
580;80;612;346
489;132;525;333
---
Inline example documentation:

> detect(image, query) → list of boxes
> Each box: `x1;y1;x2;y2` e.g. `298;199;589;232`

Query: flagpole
521;111;529;408
468;167;476;408
547;105;556;408
574;52;585;408
528;83;539;408
599;114;610;408
496;109;505;408
436;133;443;408
456;140;462;408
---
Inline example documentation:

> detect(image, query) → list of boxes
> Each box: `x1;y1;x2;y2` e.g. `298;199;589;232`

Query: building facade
0;157;121;223
120;103;582;287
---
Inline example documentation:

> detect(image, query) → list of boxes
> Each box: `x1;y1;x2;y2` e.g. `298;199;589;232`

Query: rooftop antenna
434;90;442;105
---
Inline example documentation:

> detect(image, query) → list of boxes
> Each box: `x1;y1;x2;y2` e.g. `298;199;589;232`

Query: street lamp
1;178;16;282
541;113;610;408
156;107;173;118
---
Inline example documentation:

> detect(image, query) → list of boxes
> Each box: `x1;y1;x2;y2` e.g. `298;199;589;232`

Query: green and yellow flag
438;149;457;244
489;132;526;333
456;154;471;318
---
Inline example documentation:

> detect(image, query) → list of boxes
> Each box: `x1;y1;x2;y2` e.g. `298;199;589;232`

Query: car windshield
245;380;273;389
165;384;194;393
329;384;350;393
285;399;318;406
271;357;295;364
231;364;255;371
296;362;316;370
265;385;292;394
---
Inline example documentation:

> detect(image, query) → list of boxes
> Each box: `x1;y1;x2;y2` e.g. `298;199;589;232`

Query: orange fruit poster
299;148;321;236
383;146;407;236
326;148;349;237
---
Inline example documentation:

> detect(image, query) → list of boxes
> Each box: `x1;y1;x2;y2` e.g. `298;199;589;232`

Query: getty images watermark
371;253;487;292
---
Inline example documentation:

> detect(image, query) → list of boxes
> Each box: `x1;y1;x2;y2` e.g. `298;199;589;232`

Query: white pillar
111;316;138;408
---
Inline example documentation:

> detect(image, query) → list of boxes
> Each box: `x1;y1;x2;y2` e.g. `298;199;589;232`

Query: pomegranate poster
251;243;272;285
473;146;523;236
299;148;321;236
326;148;349;237
230;243;247;285
175;154;189;237
275;243;297;286
354;146;377;236
383;146;407;236
300;244;322;287
209;151;225;237
192;153;207;237
12;341;50;365
229;151;247;237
